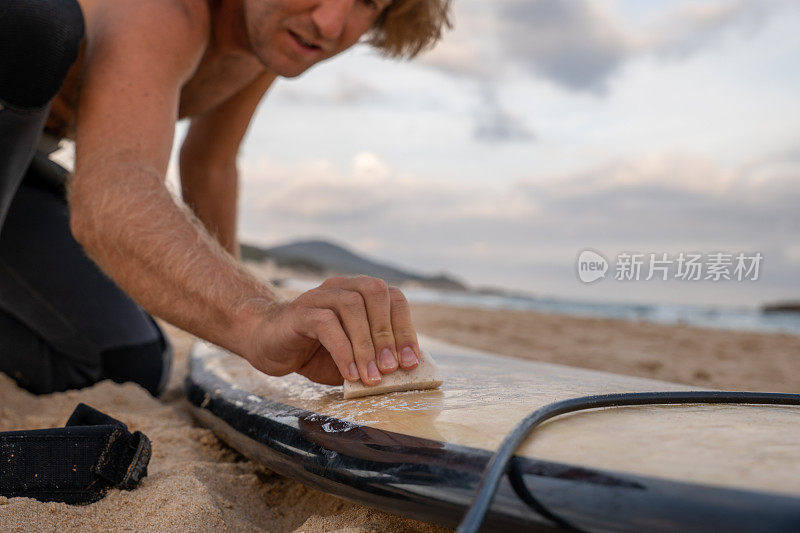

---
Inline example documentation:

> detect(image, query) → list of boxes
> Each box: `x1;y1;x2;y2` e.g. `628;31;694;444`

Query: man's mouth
288;30;322;52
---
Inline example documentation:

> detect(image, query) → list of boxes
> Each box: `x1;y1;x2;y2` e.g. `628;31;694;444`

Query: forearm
69;162;280;358
179;154;240;259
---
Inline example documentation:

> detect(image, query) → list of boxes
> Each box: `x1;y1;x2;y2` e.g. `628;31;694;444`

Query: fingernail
401;346;418;367
367;361;381;383
379;348;397;371
348;362;359;381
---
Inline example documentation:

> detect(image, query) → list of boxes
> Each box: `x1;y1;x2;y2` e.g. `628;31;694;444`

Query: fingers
332;287;382;384
325;276;398;373
301;287;381;385
301;308;360;382
295;276;419;385
388;286;420;370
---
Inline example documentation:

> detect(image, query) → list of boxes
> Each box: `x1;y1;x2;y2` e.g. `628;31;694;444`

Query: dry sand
411;303;800;392
1;301;799;531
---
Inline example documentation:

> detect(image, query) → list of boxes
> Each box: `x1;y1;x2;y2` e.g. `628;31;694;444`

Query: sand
410;303;800;392
1;301;799;531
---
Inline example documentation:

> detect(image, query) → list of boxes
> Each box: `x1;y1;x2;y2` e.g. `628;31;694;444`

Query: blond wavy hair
365;0;453;59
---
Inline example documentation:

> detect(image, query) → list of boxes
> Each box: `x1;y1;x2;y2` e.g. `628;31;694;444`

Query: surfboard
185;336;800;532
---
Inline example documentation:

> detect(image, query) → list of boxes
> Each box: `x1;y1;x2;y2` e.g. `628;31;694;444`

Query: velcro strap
0;403;151;504
94;428;151;490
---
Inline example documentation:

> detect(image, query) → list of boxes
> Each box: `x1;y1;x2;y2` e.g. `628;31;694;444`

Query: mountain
241;240;466;290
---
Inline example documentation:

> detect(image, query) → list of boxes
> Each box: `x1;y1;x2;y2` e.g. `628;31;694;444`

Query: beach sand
1;301;799;531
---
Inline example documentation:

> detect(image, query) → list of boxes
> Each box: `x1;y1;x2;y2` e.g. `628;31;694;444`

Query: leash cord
456;391;800;533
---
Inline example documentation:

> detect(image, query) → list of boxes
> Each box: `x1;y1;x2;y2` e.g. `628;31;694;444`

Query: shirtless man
0;0;451;395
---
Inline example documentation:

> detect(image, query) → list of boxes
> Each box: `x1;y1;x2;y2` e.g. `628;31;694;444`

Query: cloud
495;0;632;94
274;74;382;105
239;148;799;302
418;36;494;79
417;0;500;78
518;151;800;244
649;0;785;58
425;0;797;93
240;151;536;224
473;86;535;142
241;150;800;238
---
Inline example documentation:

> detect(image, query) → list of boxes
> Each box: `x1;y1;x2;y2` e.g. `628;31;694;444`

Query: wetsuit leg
0;106;49;229
0;175;173;396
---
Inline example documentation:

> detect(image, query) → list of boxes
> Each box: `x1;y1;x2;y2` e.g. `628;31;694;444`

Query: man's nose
312;0;355;41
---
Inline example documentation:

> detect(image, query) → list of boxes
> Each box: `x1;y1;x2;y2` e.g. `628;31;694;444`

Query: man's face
243;0;390;77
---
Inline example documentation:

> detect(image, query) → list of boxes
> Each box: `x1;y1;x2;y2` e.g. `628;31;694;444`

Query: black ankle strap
0;403;151;504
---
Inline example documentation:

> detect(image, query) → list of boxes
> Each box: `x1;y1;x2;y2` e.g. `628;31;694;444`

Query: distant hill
241;240;465;290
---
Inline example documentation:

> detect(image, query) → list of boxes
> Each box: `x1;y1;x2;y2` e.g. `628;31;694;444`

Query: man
0;0;452;396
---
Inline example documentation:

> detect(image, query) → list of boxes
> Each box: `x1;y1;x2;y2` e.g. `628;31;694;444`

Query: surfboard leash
456;391;800;533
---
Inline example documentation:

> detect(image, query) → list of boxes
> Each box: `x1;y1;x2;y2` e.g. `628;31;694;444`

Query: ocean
402;288;800;337
280;279;800;337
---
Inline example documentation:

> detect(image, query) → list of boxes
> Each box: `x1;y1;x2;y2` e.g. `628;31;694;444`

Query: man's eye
360;0;380;9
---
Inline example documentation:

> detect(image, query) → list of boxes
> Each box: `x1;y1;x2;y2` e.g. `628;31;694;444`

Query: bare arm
179;72;277;258
70;1;274;359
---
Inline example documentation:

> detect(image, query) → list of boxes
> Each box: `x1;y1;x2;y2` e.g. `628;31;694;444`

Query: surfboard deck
185;336;800;532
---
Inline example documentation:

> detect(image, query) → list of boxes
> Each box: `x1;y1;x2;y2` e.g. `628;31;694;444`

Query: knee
100;335;173;397
0;309;96;394
0;0;85;109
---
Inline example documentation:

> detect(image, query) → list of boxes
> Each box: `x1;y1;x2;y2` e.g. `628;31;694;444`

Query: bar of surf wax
343;350;443;399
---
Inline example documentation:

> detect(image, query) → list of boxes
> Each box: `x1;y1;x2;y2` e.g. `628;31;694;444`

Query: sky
178;0;799;308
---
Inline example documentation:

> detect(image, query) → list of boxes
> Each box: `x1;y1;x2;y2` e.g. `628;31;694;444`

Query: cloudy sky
189;0;800;307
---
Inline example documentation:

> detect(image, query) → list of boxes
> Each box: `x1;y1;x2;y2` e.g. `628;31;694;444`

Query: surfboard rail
185;342;800;532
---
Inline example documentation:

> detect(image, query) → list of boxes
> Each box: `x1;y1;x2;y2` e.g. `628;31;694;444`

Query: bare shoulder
85;0;211;70
87;0;211;30
72;0;216;168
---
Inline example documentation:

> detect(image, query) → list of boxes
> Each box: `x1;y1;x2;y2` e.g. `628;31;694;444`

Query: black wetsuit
0;0;171;396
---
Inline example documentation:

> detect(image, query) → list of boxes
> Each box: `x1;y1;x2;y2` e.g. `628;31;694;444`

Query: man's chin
277;67;308;78
258;56;311;78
